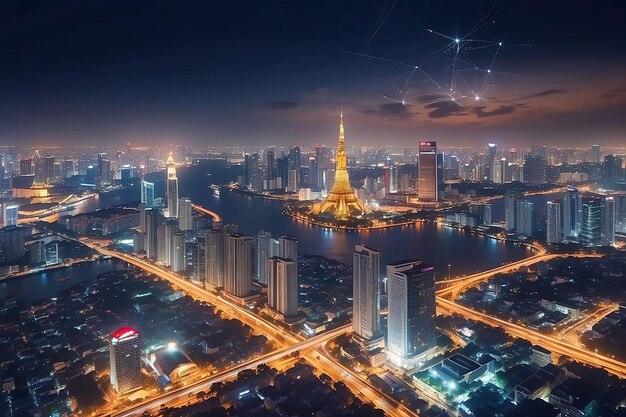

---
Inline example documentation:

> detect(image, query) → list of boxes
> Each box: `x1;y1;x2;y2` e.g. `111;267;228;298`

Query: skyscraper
3;204;18;227
603;197;615;246
193;238;206;282
523;155;546;185
109;327;141;394
580;197;603;246
224;233;253;298
166;152;179;218
563;187;579;238
141;180;155;208
19;157;33;176
178;198;193;231
591;144;601;163
387;260;436;368
144;208;160;259
516;200;534;236
486;143;497;181
417;141;438;201
352;245;382;348
267;257;298;319
256;230;278;284
504;192;518;232
205;228;225;288
171;231;186;272
43;156;55;185
546;201;562;244
97;153;111;188
62;159;75;179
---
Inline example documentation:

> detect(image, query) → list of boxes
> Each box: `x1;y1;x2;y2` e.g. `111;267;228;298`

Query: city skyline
1;1;626;147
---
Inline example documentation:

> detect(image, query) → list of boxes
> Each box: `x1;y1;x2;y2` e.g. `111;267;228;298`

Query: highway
435;252;602;299
191;204;222;222
106;325;351;417
437;297;626;378
84;244;418;417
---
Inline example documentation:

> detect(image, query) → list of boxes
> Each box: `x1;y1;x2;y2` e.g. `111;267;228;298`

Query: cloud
518;89;567;100
601;88;626;99
473;105;517;118
425;101;465;118
264;101;299;110
414;93;448;103
360;102;415;119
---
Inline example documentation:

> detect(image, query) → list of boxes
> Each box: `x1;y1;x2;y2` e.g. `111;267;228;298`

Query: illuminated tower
417;141;438;201
311;110;366;219
546;200;562;244
109;327;141;394
267;257;298;318
166;152;179;218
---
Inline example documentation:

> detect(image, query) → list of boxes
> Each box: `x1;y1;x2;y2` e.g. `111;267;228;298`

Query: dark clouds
0;1;625;146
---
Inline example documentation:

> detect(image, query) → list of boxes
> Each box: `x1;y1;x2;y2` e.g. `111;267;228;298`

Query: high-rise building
470;203;492;226
3;204;18;227
546;201;562;244
43;156;55;185
486;143;497;181
193;238;206;282
504;193;518;232
144;208;160;259
387;260;436;368
33;150;43;184
563;187;579;238
141;180;155;208
0;225;29;263
278;235;298;280
97;153;111;188
171;231;186;272
19;157;33;176
523;155;546;185
288;146;301;189
602;155;622;190
417;141;438;201
603;197;615;246
516;200;534;236
224;233;253;298
109;327;141;394
580;197;603;246
166;153;179;218
616;194;626;233
205;228;225;288
591;145;601;163
256;230;278;284
62;159;75;179
244;153;261;191
178;198;193;231
267;257;298;318
352;245;382;348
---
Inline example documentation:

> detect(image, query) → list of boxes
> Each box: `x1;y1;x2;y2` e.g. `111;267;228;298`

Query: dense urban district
1;116;625;417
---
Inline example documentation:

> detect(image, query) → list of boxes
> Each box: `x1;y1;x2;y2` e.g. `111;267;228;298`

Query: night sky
1;1;625;147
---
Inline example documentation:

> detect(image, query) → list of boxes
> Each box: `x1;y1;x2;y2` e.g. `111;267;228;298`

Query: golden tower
311;110;366;219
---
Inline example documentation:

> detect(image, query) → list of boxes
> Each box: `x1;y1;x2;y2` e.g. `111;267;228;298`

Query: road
437;297;626;378
106;325;351;417
83;244;417;417
435;252;602;299
558;304;618;346
191;204;222;222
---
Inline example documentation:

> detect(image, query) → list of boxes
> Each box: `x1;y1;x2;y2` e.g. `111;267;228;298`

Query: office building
0;225;29;263
166;152;179;218
20;157;33;176
591;144;600;163
267;257;298;318
109;327;142;394
580;197;603;246
97;153;111;188
563;187;579;238
3;204;18;227
523;155;546;185
504;193;518;231
616;194;626;233
62;159;75;179
224;233;253;298
546;201;562;244
141;180;155;207
193;238;206;282
486;143;497;181
417;141;438;201
256;230;278;284
386;260;436;368
352;245;382;348
171;231;186;272
144;208;160;259
603;197;615;246
205;228;225;288
516;200;534;236
178;197;193;231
